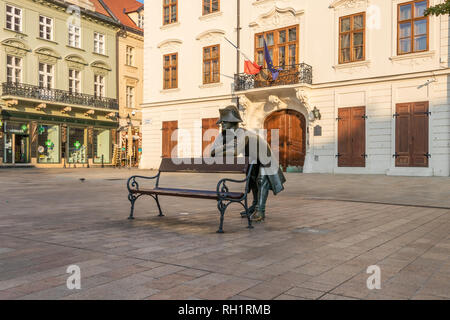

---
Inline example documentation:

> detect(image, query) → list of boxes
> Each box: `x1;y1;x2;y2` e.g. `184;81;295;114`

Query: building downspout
236;0;241;109
236;0;241;76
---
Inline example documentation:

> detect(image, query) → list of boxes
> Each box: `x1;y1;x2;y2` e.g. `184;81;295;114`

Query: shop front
0;111;117;167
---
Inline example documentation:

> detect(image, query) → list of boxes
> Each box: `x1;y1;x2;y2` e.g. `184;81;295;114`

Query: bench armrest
216;176;250;201
127;172;161;192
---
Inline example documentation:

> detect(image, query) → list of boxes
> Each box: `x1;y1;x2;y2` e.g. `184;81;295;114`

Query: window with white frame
94;75;105;98
6;55;22;83
138;12;144;28
126;46;134;66
69;69;81;94
39;15;53;40
94;32;105;54
68;24;81;48
126;86;135;108
39;63;54;89
6;5;22;32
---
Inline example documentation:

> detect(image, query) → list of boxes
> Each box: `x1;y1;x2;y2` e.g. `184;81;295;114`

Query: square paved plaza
0;169;449;300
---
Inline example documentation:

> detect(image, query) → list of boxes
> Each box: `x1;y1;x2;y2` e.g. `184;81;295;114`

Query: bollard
102;155;104;168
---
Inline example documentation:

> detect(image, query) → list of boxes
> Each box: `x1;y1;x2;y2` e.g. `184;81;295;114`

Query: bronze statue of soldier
211;105;286;222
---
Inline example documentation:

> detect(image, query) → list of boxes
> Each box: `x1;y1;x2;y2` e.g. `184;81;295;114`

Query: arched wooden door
264;109;306;171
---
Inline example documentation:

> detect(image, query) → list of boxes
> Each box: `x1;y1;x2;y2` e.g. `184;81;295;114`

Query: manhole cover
293;227;332;235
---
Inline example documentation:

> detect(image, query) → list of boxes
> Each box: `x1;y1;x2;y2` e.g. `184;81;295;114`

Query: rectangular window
126;46;135;66
203;0;219;15
37;124;60;164
6;55;22;83
39;63;54;89
202;118;219;156
138;12;144;28
162;120;178;158
398;0;429;55
126;86;135;108
6;5;22;32
68;127;87;164
339;13;365;64
69;69;81;94
255;25;299;69
163;0;177;25
203;45;220;84
395;102;429;167
39;15;53;40
337;107;366;167
163;53;178;89
93;129;111;164
68;24;81;48
94;75;105;98
94;32;105;54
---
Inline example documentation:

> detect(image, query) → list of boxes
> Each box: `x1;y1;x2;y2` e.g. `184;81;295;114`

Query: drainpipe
236;0;241;76
236;0;241;110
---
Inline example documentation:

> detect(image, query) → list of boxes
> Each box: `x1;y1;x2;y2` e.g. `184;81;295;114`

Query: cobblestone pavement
0;168;449;300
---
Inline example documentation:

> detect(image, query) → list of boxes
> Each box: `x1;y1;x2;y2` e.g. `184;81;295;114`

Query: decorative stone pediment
195;29;225;44
91;61;111;75
65;54;88;70
157;39;182;54
329;0;368;10
35;47;61;64
249;6;304;30
1;38;31;57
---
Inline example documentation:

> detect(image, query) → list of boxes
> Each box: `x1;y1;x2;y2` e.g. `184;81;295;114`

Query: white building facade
141;0;450;176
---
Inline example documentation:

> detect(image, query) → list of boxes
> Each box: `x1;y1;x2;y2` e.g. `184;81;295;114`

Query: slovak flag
244;60;262;75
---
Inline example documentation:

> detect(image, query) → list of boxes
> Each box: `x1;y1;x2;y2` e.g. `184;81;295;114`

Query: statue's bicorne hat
217;105;243;125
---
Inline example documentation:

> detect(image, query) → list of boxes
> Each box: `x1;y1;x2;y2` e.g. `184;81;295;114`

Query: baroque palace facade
141;0;450;177
0;0;145;168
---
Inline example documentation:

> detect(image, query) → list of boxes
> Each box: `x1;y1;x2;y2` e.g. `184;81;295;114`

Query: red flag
244;61;262;75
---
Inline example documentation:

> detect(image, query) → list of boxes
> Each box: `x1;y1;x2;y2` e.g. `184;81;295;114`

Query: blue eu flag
264;39;282;81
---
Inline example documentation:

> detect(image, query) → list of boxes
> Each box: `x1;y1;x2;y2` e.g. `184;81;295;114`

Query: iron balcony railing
1;82;119;110
234;63;312;92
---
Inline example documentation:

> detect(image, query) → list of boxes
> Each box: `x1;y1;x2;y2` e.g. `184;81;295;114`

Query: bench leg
217;201;225;234
155;195;164;217
244;198;254;229
128;194;136;220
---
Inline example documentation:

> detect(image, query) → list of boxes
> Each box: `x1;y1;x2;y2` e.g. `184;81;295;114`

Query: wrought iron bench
126;158;255;233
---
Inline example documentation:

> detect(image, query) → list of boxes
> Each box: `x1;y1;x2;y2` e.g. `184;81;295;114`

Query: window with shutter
337;107;366;167
202;118;219;156
162;121;178;158
395;102;429;167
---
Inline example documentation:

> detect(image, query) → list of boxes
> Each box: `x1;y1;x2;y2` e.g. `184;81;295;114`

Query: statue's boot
250;175;270;222
250;210;265;222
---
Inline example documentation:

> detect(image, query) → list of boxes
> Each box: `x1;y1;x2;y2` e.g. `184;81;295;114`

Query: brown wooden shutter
202;118;219;156
338;107;366;167
395;102;429;167
162;120;178;158
350;107;366;167
338;108;352;167
395;103;411;167
411;102;429;167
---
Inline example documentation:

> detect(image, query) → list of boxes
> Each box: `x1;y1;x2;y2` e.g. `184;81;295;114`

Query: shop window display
68;127;87;163
37;124;60;163
93;129;111;164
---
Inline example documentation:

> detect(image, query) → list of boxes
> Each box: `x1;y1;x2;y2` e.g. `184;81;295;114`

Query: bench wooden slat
131;187;244;200
159;158;249;173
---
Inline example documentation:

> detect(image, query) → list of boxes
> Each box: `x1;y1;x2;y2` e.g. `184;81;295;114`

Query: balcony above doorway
1;82;119;111
234;63;312;92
